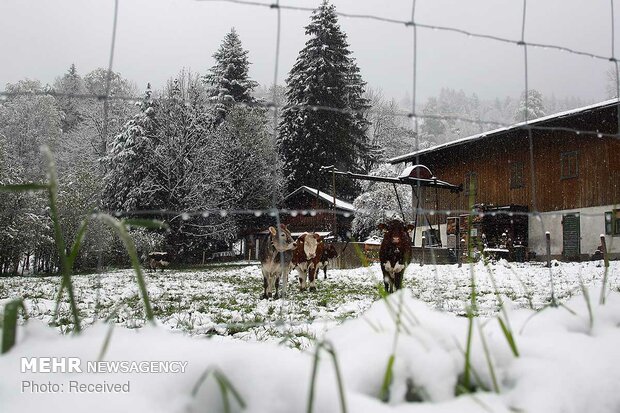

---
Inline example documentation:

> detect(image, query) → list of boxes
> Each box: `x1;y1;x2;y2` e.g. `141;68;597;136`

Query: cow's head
269;224;296;252
378;220;415;245
297;232;322;260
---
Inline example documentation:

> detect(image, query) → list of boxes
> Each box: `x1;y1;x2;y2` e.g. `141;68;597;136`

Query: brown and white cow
317;243;338;280
259;224;297;299
292;232;324;292
378;220;414;293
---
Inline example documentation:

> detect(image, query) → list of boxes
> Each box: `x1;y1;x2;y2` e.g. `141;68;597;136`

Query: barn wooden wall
410;107;620;216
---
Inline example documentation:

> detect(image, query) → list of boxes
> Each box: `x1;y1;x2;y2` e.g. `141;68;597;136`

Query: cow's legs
395;271;403;290
308;263;317;292
323;264;328;280
382;270;392;294
274;275;281;299
264;272;278;299
262;271;271;299
297;266;308;291
262;274;269;299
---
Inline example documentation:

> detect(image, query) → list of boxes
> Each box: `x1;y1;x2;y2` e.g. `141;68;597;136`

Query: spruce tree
278;1;369;200
204;28;258;119
514;89;546;122
102;84;157;212
53;64;86;132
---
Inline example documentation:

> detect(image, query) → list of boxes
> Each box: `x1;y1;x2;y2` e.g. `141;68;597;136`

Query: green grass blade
97;322;115;361
578;276;593;331
216;371;247;410
215;375;231;413
2;299;28;354
97;213;154;322
0;183;48;191
192;367;214;397
192;367;245;411
498;317;519;357
67;217;91;271
461;266;478;392
351;242;369;268
379;354;395;403
307;343;322;413
43;147;81;333
308;342;348;413
323;342;348;413
462;307;474;391
477;321;500;393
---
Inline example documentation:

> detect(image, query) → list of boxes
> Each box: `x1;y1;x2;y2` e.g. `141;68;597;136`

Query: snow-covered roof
257;230;332;237
283;185;356;212
389;98;620;164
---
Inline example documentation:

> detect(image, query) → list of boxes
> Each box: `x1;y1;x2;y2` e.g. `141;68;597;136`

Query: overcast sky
1;0;618;105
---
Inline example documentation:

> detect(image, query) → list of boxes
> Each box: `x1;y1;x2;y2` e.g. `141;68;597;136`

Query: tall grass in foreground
0;146;165;352
192;367;246;413
307;340;348;413
1;299;28;354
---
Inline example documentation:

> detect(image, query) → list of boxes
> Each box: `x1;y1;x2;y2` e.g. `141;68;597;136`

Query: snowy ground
1;260;619;412
1;259;617;349
0;259;619;412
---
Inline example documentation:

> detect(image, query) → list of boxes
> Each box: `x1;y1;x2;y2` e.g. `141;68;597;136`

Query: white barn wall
528;205;620;259
412;223;447;247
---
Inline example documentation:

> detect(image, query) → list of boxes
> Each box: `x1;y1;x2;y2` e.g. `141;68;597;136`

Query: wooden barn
280;185;355;238
241;185;356;260
389;98;620;261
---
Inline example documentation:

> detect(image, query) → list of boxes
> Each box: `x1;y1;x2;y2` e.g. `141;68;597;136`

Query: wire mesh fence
0;0;619;344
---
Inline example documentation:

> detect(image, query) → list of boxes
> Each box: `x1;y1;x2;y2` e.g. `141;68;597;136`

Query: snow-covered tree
102;84;157;212
0;79;63;180
215;106;283;211
204;28;258;119
82;68;137;157
364;88;419;168
53;64;86;132
606;67;618;99
278;0;369;200
514;89;546;122
351;164;413;240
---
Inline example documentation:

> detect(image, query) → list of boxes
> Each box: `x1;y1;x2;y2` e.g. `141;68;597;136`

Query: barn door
562;213;580;260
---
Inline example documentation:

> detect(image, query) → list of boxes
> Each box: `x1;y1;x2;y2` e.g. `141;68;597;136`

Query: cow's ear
314;234;321;241
269;226;277;236
406;224;415;232
378;223;387;232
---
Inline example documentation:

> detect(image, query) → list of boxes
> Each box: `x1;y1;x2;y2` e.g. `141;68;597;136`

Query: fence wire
1;0;618;340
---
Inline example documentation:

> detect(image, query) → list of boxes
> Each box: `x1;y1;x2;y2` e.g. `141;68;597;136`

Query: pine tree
204;28;258;119
102;84;157;212
278;1;369;200
54;64;86;132
514;89;546;122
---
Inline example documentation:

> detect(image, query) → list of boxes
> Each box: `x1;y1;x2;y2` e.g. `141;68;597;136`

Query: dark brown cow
292;232;324;292
259;224;296;299
378;220;414;293
317;243;338;280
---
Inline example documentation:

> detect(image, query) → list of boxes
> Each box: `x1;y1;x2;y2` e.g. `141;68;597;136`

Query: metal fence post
545;231;551;268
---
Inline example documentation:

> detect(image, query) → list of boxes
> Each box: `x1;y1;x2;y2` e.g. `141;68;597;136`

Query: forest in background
0;1;607;275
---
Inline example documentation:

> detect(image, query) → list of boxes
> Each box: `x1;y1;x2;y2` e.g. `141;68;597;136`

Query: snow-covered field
1;260;618;348
1;260;619;412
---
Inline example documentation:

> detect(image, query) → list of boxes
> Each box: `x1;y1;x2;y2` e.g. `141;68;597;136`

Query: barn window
605;210;620;236
560;151;578;179
464;172;478;197
510;162;524;189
